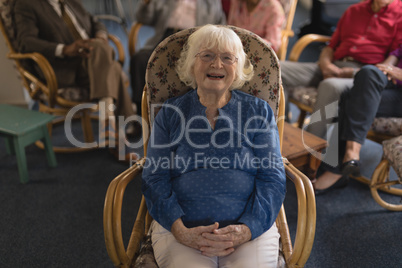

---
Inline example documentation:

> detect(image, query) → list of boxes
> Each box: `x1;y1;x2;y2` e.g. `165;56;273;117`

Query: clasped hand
171;219;252;257
62;39;93;58
376;63;402;85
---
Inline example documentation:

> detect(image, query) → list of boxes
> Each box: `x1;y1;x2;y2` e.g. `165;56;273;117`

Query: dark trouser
322;65;402;173
340;65;402;145
129;28;181;116
130;48;153;116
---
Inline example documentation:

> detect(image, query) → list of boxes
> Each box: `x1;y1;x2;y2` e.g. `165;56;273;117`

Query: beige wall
0;32;29;108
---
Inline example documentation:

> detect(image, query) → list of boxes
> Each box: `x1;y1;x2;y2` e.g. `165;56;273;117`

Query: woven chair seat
289;86;317;108
371;117;402;137
382;135;402;182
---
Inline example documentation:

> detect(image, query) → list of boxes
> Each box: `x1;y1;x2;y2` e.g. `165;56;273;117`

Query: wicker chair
104;26;316;268
0;0;126;152
128;0;298;61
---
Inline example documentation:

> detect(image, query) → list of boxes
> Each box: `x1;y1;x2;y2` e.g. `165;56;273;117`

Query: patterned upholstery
289;86;317;108
145;26;281;125
133;236;158;268
382;135;402;182
371;117;402;137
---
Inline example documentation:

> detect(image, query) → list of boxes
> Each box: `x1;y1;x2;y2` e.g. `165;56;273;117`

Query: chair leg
297;110;307;128
81;111;95;143
12;137;29;184
4;136;14;155
41;125;57;168
370;159;402;211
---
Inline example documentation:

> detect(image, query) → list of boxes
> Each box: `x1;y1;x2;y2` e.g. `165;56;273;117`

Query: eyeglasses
195;51;238;65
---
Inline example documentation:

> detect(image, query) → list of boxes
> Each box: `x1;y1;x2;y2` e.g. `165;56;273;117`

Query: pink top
228;0;285;52
329;0;402;65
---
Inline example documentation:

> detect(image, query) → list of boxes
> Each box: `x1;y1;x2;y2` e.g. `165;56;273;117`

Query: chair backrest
143;26;282;127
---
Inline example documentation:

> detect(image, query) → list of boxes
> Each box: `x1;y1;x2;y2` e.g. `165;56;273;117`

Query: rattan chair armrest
283;158;316;267
288;34;331;62
104;158;145;267
108;34;125;66
8;52;58;107
128;22;143;57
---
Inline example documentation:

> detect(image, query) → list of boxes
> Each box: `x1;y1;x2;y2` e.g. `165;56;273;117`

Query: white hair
176;24;254;90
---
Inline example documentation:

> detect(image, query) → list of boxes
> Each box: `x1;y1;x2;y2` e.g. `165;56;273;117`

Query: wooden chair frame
0;11;126;153
287;33;331;128
104;26;316;268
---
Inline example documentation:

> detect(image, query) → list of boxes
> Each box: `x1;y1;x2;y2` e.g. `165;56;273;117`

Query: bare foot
314;171;342;190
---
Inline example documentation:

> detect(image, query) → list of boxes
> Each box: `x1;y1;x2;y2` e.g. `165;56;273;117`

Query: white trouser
151;221;280;268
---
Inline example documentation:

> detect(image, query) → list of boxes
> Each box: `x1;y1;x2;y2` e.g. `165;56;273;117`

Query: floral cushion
289;86;317;108
382;135;402;182
133;235;158;268
145;26;281;125
371;117;402;137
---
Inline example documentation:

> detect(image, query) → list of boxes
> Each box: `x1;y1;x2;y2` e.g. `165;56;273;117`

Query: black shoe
314;175;349;196
341;159;360;177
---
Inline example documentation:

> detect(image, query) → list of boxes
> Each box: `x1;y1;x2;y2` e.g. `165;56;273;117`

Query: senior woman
142;24;286;267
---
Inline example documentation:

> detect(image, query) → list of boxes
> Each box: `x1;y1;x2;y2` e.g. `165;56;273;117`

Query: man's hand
62;39;93;58
201;224;252;257
171;219;234;257
320;62;342;79
339;67;357;78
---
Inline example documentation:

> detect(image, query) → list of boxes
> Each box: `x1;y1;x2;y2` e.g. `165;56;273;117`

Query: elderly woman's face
193;47;237;93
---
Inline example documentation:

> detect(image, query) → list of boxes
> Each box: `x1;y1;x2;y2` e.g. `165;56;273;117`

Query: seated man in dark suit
13;0;138;156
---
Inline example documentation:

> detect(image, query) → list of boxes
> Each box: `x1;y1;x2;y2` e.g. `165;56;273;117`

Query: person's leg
219;223;280;268
314;66;396;193
151;221;218;268
86;39;135;118
130;48;154;116
280;61;322;120
306;77;353;139
376;87;402;117
341;65;390;145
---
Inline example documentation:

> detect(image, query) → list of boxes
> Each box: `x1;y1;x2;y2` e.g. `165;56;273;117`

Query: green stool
0;104;57;183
